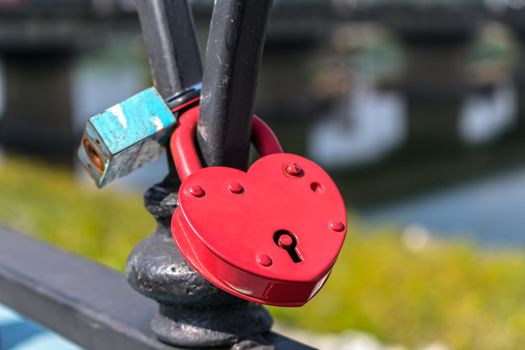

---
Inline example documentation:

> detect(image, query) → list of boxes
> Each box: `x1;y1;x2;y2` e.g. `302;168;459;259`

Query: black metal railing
0;227;311;350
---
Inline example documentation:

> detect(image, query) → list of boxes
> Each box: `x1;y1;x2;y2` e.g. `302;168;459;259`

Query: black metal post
134;0;204;183
134;0;202;99
198;0;274;170
126;1;276;348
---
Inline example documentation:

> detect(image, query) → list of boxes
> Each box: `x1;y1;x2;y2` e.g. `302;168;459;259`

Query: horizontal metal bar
0;227;174;350
0;227;313;350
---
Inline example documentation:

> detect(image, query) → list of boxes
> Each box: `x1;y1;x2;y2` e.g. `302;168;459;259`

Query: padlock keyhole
273;230;303;263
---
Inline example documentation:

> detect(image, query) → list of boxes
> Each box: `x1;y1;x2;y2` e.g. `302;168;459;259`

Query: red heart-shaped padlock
170;106;347;307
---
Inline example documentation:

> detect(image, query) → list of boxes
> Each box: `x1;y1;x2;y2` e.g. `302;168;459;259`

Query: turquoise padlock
78;84;200;187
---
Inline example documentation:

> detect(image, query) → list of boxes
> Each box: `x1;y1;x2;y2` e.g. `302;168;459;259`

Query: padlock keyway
274;230;303;263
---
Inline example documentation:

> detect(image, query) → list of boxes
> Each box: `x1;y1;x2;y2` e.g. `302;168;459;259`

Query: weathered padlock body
171;152;347;307
78;87;177;187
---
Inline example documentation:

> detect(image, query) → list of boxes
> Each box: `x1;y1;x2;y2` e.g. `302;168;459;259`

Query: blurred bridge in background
2;0;525;205
0;0;137;163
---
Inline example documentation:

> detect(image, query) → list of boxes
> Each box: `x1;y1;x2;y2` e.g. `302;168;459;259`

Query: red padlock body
171;153;347;307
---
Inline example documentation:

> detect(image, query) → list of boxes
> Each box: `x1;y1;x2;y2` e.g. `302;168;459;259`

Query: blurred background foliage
2;158;525;349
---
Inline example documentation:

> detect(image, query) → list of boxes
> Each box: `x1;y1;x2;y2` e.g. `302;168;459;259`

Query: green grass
2;157;525;349
271;231;525;349
0;157;154;269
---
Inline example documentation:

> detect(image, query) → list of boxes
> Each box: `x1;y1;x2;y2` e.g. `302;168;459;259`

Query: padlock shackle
171;106;283;182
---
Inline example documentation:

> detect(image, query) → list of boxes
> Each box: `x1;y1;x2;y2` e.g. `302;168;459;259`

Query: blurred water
459;81;517;145
364;166;525;246
0;305;80;350
308;84;407;169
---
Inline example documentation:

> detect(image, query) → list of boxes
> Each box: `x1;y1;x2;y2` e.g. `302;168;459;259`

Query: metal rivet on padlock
228;182;244;194
257;254;273;267
188;185;206;198
329;220;346;233
170;106;347;307
285;163;303;177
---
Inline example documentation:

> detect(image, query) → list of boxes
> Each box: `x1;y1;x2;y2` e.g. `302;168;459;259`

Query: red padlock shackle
171;106;283;182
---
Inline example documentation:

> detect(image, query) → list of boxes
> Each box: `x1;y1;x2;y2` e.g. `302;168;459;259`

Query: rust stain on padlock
82;138;105;173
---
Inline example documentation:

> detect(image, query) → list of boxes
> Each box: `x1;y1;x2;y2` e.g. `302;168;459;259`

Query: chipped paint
108;104;128;129
152;116;164;131
78;87;177;187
